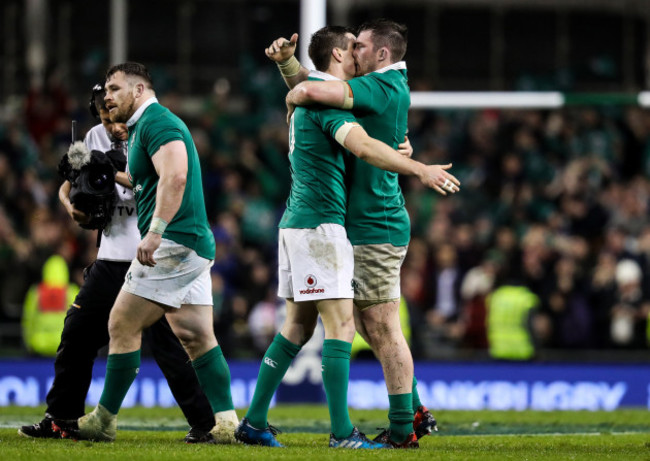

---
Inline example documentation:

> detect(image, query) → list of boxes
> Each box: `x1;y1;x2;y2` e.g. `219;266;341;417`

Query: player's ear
332;47;343;63
133;82;145;98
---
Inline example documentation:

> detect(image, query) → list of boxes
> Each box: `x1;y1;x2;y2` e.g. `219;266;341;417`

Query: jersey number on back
288;114;295;156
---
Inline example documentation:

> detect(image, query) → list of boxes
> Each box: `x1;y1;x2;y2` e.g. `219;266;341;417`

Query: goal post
410;91;650;109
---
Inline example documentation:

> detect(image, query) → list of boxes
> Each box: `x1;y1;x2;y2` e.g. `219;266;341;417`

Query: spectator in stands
6;75;650;355
425;243;464;348
610;259;650;348
541;255;592;348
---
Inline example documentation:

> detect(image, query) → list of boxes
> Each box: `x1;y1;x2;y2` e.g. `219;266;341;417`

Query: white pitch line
433;431;648;437
1;420;646;437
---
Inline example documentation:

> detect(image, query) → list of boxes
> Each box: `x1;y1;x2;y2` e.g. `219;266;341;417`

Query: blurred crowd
402;99;650;354
1;68;650;359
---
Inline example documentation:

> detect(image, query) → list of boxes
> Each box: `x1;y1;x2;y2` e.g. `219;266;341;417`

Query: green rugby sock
246;334;301;429
412;376;423;411
322;339;354;439
99;350;141;415
192;346;234;413
388;392;414;443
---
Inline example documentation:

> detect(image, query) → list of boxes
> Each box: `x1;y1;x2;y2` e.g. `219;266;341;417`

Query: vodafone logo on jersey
300;274;325;295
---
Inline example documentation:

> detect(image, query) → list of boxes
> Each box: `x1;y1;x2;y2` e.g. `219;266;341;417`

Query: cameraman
19;84;216;443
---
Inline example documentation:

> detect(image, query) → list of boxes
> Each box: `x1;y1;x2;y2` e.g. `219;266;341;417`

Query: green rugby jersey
279;72;358;229
346;62;411;246
127;101;216;260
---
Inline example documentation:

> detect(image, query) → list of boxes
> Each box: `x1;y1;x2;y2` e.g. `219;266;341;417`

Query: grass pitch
1;405;648;460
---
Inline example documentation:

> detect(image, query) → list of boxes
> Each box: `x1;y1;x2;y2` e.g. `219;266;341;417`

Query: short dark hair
308;25;355;72
105;62;154;89
357;19;408;61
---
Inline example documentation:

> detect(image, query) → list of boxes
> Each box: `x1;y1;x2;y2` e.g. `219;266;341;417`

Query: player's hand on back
265;33;298;63
286;99;296;125
397;136;413;158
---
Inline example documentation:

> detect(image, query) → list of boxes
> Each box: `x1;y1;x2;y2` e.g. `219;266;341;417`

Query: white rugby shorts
277;223;354;302
122;238;213;308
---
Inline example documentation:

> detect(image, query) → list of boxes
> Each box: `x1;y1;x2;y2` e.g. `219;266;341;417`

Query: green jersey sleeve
142;113;184;158
347;74;391;114
316;107;358;141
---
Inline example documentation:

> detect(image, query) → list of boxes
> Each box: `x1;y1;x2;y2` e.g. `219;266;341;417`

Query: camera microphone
67;141;92;170
63;141;117;231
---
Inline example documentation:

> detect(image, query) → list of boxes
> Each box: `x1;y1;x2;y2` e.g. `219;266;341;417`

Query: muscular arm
285;80;351;123
286;80;349;108
151;140;188;224
339;124;460;196
137;140;188;266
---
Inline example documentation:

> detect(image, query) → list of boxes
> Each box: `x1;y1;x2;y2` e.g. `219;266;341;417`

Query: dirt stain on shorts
307;237;337;271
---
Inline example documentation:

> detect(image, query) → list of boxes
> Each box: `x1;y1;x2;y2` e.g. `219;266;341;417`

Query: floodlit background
0;0;649;410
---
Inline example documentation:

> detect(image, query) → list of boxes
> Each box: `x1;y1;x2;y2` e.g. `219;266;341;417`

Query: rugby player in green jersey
55;63;238;443
268;20;460;447
237;26;457;449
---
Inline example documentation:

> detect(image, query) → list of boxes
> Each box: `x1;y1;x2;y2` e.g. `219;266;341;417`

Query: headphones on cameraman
89;83;105;120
